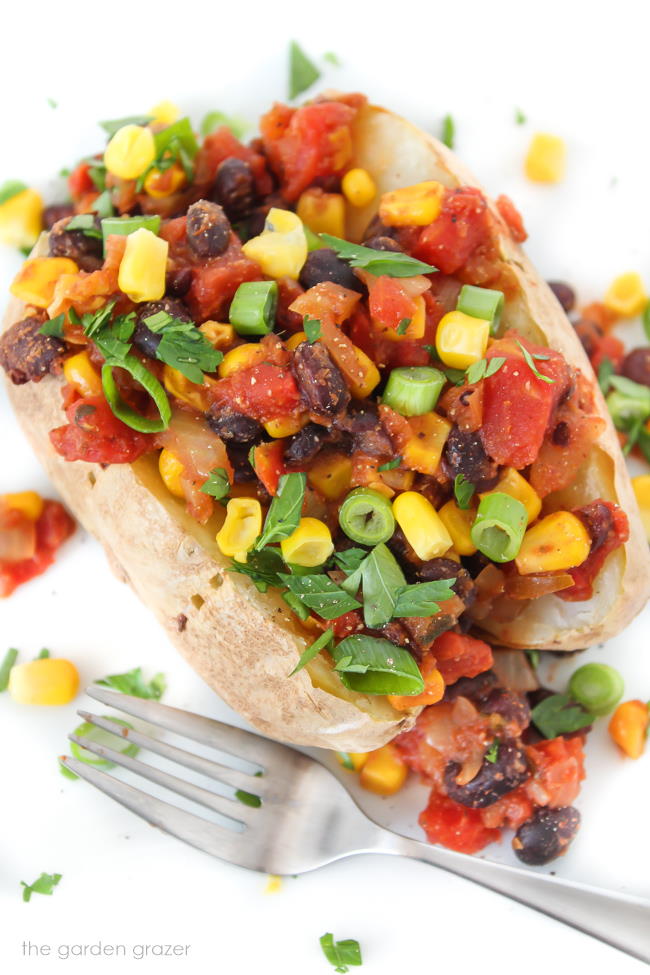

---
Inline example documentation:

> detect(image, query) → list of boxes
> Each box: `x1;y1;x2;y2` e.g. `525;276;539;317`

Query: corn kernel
104;124;156;180
143;161;186;199
393;491;453;560
632;474;650;542
218;342;266;378
337;752;369;772
63;351;103;397
242;207;307;280
200;320;236;350
609;700;649;759
359;744;408;796
515;511;591;575
280;517;334;567
348;344;381;398
341;168;376;208
438;500;477;556
149;100;180;126
402;412;451;476
162;364;212;411
296;188;346;238
525;133;566;183
216;498;262;562
435;310;490;369
603;272;648;318
307;452;353;500
0;187;43;249
481;467;542;525
379;180;445;227
1;491;43;521
8;658;79;706
10;256;78;308
158;448;185;498
264;415;306;438
286;331;307;351
117;228;168;303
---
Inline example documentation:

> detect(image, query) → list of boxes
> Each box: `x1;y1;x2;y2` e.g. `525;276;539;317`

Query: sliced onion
491;650;539;694
505;571;574;600
157;410;233;523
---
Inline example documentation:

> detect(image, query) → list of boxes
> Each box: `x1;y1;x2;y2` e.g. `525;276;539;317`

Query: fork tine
87;686;285;767
59;757;248;863
67;733;257;824
77;711;268;795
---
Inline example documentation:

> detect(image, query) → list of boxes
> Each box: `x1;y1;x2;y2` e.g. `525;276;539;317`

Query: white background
1;1;649;972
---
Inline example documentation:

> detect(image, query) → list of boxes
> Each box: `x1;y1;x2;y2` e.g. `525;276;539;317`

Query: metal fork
62;687;650;964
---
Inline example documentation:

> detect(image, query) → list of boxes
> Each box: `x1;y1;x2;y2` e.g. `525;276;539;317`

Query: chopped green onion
288;40;321;100
457;284;504;334
568;663;624;716
65;214;102;238
0;648;18;692
234;787;262;808
598;357;615;395
470;492;527;563
303;223;326;251
153;117;199;159
101;215;161;254
515;108;527;125
101;357;171;433
0;180;28;206
382;366;445;416
336;751;355;770
338;488;395;546
441;114;455;149
229;281;278;335
35;648;50;659
69;717;138;771
606;375;650;431
90;189;115;219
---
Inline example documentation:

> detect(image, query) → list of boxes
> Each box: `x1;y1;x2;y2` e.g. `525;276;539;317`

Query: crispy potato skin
2;102;648;758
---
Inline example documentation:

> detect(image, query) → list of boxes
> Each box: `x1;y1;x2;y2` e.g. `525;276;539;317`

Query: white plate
1;5;649;972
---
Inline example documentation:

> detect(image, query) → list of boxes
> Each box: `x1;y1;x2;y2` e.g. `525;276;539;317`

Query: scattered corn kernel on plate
1;22;650;975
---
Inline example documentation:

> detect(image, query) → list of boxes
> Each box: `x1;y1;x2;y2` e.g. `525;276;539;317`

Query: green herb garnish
200;111;248;139
598;356;615;395
643;303;650;342
200;467;230;502
102;357;171;433
64;214;102;239
21;873;61;903
378;457;401;472
255;472;306;550
35;648;50;660
289;627;335;676
332;635;424;696
39;314;65;339
516;340;555;384
396;317;411;335
465;356;506;385
485;741;499;763
393;578;456;617
95;667;166;700
323;52;341;67
304;316;322;343
144;310;223;384
0;180;28;206
441;114;455;149
90;189;115;219
531;693;595;738
279;574;362;620
320;234;437;278
454;473;475;509
515;108;527;125
99;115;154;138
289;40;321;99
354;543;406;628
0;648;18;692
319;933;362;973
228;548;285;593
333;548;368;574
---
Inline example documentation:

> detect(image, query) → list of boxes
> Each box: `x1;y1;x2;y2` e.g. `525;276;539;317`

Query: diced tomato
590;333;625;373
330;609;364;638
253;440;287;496
1;500;75;598
194;126;272;197
290;281;361;325
260;99;361;201
210;363;301;423
480;788;534;830
187;239;262;322
419;792;501;854
50;393;155;464
480;331;571;469
49;235;127;319
560;501;629;601
525;736;586;808
68;161;95;200
276;278;305;334
414;187;492;275
431;631;493;685
367;276;418;333
496;194;528;243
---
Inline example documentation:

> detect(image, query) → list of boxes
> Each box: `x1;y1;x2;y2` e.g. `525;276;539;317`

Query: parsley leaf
442;365;466;386
289;627;334;676
515;108;527;125
320;234;437;278
95;667;166;700
466;356;506;385
441;114;455;149
278;574;362;620
145;311;222;383
21;872;62;903
356;543;406;628
454;473;475;509
333;548;368;574
378;457;401;471
598;356;615;395
90;189;115;219
200;467;230;502
393;578;456;617
304;315;322;343
485;741;499;763
200;111;248;139
228;548;285;593
69;302;135;361
332;635;424;696
64;214;102;238
323;51;341;67
39;314;65;339
255;472;306;550
396;317;411;335
531;693;595;738
319;933;362;974
99;115;153;138
289;40;321;99
516;340;555;384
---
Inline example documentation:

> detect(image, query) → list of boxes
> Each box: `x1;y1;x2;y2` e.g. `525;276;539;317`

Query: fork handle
373;830;650;964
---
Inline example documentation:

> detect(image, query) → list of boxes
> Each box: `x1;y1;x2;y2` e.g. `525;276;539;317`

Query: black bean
227;444;257;483
43;203;74;230
213;158;256;221
444;670;499;702
443;427;499;491
133;298;192;358
299;248;364;293
551;420;570;446
49;215;103;272
572;318;603;358
284;423;331;465
166;267;193;298
575;501;614;553
0;315;66;385
362;215;399;243
481;688;531;733
362;235;403;253
547;281;576;314
292;341;350;418
622;347;650;388
186;200;231;259
444;739;530;808
415;558;475;607
206;408;263;444
513;806;581;865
